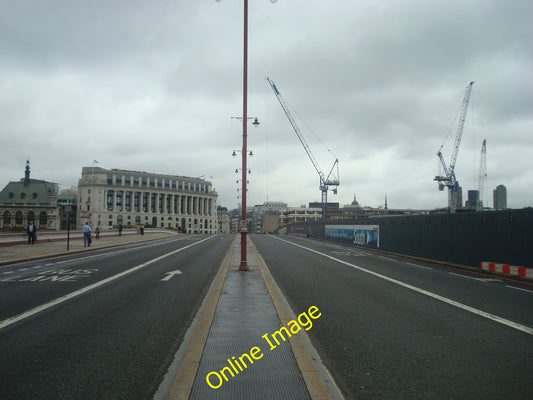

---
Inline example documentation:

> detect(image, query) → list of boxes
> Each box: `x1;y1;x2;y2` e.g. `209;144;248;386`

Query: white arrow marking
161;269;182;281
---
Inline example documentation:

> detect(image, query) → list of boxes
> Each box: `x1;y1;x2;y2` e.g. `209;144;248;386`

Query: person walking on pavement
27;221;37;244
95;225;100;239
82;222;92;247
118;223;123;236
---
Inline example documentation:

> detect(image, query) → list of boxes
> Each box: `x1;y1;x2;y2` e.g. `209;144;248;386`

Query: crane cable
287;100;339;161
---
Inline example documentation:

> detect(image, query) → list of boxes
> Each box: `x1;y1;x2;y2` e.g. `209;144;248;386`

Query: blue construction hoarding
325;225;380;247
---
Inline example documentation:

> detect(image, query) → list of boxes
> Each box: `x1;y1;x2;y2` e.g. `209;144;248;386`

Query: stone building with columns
77;167;218;234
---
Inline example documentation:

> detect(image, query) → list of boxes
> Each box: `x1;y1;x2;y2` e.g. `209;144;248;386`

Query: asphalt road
251;234;533;400
0;234;233;400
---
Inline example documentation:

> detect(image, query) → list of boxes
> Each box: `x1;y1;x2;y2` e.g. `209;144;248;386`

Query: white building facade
280;206;322;225
77;167;217;234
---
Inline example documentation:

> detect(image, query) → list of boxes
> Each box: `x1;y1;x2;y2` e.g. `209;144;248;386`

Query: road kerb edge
166;235;237;400
249;237;344;400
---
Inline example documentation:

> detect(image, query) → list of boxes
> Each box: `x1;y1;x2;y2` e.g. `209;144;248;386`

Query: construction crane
477;139;487;211
434;81;474;213
266;77;339;220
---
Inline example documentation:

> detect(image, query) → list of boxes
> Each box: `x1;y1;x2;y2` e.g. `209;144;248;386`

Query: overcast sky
1;0;532;210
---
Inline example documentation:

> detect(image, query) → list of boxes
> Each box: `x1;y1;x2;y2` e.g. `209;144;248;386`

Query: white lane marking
161;269;182;281
405;262;433;270
272;236;533;336
506;285;533;294
0;236;214;331
449;272;501;283
448;272;487;282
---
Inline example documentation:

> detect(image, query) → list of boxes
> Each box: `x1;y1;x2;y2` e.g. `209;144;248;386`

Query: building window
124;176;131;187
151;193;156;213
134;176;139;187
159;194;164;213
15;211;23;226
107;190;114;211
125;191;132;212
142;177;147;187
157;179;163;189
134;192;140;212
39;212;47;228
3;211;12;226
116;175;123;186
116;191;123;211
143;192;148;212
107;175;113;185
150;178;155;188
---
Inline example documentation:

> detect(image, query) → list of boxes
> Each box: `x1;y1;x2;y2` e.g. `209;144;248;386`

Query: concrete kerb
164;235;237;400
0;230;179;266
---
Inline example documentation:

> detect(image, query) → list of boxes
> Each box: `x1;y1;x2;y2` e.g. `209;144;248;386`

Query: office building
493;185;507;210
77;167;218;233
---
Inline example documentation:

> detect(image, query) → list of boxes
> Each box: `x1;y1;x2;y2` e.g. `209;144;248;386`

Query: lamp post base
239;230;248;271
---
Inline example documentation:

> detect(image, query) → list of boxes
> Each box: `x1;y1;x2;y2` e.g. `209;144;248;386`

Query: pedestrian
118;223;123;236
95;225;100;239
27;221;37;244
140;224;144;235
82;222;92;247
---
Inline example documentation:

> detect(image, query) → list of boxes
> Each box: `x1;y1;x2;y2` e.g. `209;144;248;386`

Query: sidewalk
166;235;339;400
0;229;179;266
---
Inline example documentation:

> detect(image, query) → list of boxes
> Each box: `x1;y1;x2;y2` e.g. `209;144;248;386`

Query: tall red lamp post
218;0;276;270
240;0;250;270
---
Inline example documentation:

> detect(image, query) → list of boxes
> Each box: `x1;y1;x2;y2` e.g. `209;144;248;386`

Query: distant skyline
1;1;532;210
4;160;516;211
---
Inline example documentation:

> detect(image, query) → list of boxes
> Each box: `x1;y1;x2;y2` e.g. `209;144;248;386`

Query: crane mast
266;77;339;220
434;81;474;213
477;139;487;211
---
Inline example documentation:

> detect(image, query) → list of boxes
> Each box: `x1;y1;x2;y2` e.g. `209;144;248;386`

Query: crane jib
267;76;340;221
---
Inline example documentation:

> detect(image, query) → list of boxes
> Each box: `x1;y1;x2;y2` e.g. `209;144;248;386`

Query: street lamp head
249;150;254;157
252;117;260;127
232;150;237;157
